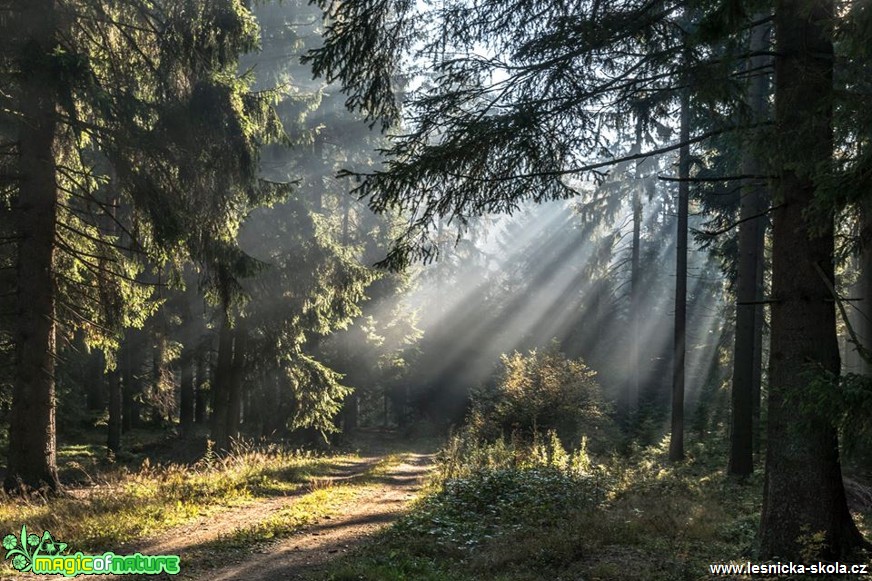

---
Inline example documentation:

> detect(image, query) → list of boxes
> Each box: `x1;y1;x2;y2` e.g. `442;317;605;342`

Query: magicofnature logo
3;525;180;576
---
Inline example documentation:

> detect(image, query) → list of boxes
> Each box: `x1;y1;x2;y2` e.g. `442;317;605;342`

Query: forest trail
21;437;435;581
197;452;433;580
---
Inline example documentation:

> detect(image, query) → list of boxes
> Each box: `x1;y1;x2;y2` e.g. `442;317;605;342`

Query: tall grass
0;439;351;552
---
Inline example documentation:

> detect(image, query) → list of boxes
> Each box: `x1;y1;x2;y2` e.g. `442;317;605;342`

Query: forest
0;0;870;579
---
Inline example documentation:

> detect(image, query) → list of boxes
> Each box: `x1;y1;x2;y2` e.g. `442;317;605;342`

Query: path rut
19;451;432;581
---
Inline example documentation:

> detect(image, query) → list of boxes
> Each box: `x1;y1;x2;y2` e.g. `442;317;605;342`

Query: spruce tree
305;0;869;558
0;0;283;492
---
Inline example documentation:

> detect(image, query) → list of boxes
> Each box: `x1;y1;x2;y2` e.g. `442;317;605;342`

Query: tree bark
751;220;766;455
107;368;122;456
149;313;169;424
87;348;105;411
101;180;121;453
856;199;872;375
628;125;643;415
670;87;689;462
179;345;195;436
210;315;233;451
121;333;143;432
225;321;247;445
344;392;359;433
5;0;62;492
314;138;324;213
759;0;866;559
194;342;209;424
729;15;770;478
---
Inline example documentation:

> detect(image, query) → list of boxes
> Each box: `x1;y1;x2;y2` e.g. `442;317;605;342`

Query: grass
175;453;407;575
0;430;423;579
1;428;866;580
323;435;872;581
0;437;377;577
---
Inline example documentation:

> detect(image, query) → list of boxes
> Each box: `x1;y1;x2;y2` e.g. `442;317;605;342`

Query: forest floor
2;430;439;581
183;452;433;580
2;432;870;580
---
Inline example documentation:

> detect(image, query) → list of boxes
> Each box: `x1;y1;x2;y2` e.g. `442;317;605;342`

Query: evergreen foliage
465;345;617;451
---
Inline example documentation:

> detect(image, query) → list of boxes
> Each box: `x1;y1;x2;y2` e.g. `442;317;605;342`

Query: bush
398;458;603;554
465;344;617;451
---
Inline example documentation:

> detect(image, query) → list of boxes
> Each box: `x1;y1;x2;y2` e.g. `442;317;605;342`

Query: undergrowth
0;439;355;556
326;432;870;581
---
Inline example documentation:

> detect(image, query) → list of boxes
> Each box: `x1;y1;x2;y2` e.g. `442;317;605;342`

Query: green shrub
397;463;603;554
465;344;617;451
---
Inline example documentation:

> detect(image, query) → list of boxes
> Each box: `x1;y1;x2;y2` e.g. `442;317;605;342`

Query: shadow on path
199;452;434;581
22;433;437;581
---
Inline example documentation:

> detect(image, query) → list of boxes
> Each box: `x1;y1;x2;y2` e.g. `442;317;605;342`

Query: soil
201;452;433;580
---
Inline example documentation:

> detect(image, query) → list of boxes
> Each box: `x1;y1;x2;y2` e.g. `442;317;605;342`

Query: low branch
658;174;773;183
436;123;773;184
814;261;872;366
693;204;782;237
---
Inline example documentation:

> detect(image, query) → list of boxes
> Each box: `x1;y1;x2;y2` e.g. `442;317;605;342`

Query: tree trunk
194;343;209;424
87;348;105;411
225;321;247;445
856;199;872;375
670;87;689;462
99;174;122;452
150;315;169;424
121;329;143;432
262;372;286;436
179;345;195;436
751;220;766;455
121;342;133;432
345;392;359;433
729;15;771;478
341;187;351;245
107;368;122;456
210;315;234;451
628;126;643;415
759;0;866;559
5;0;62;492
314;138;324;213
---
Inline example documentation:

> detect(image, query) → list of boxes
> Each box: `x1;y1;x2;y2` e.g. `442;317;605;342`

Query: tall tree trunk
670;88;690;462
729;15;771;478
150;313;168;424
179;345;195;436
759;0;866;559
341;192;350;244
87;347;105;411
178;279;198;436
751;221;766;454
5;0;62;492
107;368;122;456
210;315;233;451
344;392;359;434
628;125;644;415
101;180;121;452
121;334;142;432
225;321;247;444
857;199;872;375
262;372;286;436
314;138;324;213
194;342;209;424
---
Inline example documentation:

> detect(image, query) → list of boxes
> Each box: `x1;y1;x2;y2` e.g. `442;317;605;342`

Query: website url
709;561;869;576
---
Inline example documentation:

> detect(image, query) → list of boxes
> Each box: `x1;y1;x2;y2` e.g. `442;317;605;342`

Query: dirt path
201;452;433;580
134;455;383;560
21;448;433;581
